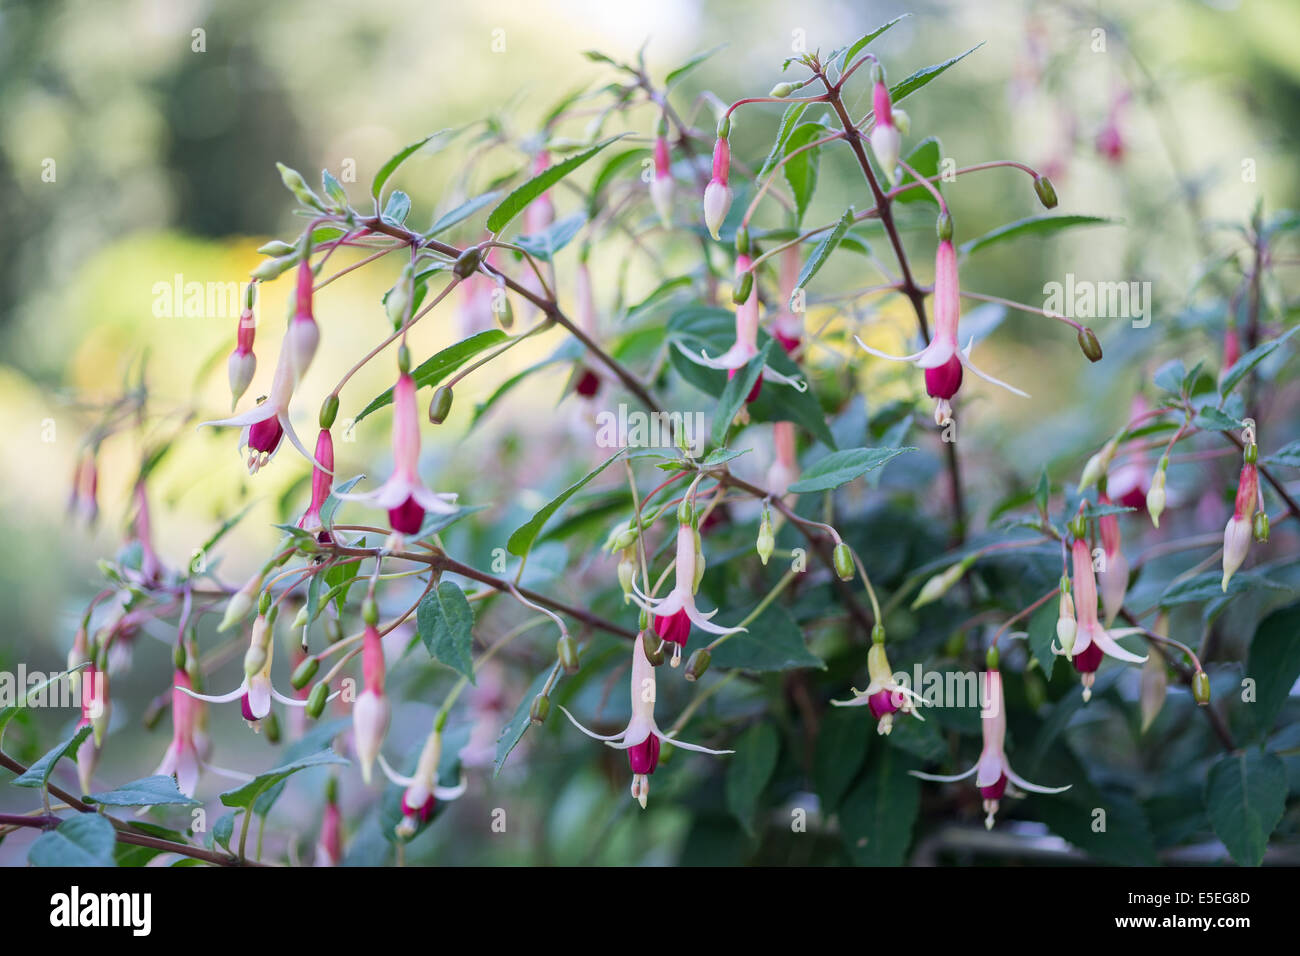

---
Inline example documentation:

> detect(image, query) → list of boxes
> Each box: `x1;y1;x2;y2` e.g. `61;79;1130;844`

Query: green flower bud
557;635;580;675
1244;442;1258;465
257;239;298;257
428;385;453;425
731;270;754;304
769;81;797;98
986;645;1000;670
319;393;340;430
756;510;775;566
677;499;693;526
912;559;969;609
291;656;320;690
173;642;187;672
1253;511;1270;543
276;163;326;211
832;542;854;582
1077;327;1103;363
1067;513;1088;541
264;709;282;744
397;343;411;375
716;114;731;139
306;681;330;719
639;608;651;632
362;598;380;627
1033;175;1058;209
871;623;886;645
642;630;665;666
453;246;483;279
617;554;637;603
1192;670;1211;706
258;590;273;616
529;694;551;725
243;643;268;678
735;226;750;257
684;649;712;682
251;255;297;282
891;108;911;137
935;211;954;243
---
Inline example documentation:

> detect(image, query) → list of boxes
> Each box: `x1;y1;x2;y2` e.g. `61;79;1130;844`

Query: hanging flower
766;421;799;497
912;668;1069;828
378;728;468;839
154;670;202;797
336;372;458;539
180;614;315;727
831;637;925;735
352;623;390;785
571;261;602;399
298;428;335;544
286;256;320;383
558;634;733;808
628;520;746;665
1222;444;1260;591
1056;535;1147;700
1096;492;1130;625
702;131;732;240
227;291;258;409
315;785;343;867
769;245;804;354
650;130;674;226
869;75;901;181
857;238;1027;424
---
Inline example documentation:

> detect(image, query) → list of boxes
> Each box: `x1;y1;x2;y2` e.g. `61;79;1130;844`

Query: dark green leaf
757;103;811;181
814;706;872;813
514;212;586;262
889;43;984;103
725;722;779;836
838;743;919;864
88;775;200;808
1244;602;1300;738
838;15;909;72
1219;324;1299;397
417;581;477;682
15;725;92;790
506;450;626;557
494;667;555;776
665;44;726;89
28;814;117;867
710;605;824;672
712;341;771;446
486;136;626;233
219;750;347;810
792;207;854;305
788;446;915;493
372;129;454;200
1205;750;1286;866
783;123;824;226
428;190;503;236
355;329;507;422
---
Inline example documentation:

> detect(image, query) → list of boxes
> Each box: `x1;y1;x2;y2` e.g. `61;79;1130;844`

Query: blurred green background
1;0;1297;864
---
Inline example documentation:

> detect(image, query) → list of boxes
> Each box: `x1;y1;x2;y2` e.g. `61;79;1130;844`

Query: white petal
1004;765;1072;795
377;753;417;788
910;764;978;783
684;600;745;636
1093;628;1149;664
434;777;468;801
198;404;279;430
412;486;461;515
959;342;1030;397
854;335;927;364
556;705;627;742
177;683;245;704
661;734;734;756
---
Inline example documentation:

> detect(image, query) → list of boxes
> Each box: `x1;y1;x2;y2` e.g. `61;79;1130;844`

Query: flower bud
732;270;754;305
250;255;297;281
264;709;282;744
277;162;326;210
684;649;712;682
1147;460;1168;528
306;681;330;719
1033;175;1058;209
353;688;390;784
985;645;1000;670
935;211;953;242
1253;511;1270;543
227;349;256;410
912;558;970;609
319;393;340;430
291;656;320;690
832;542;854;582
1192;670;1211;706
1140;615;1168;732
220;575;262;631
756;509;775;566
891;108;911;137
557;635;580;675
1077;327;1103;363
1067;513;1088;541
529;694;551;725
257;239;297;257
641;630;665;666
423;384;454;425
453;246;483;279
702;135;733;240
769;81;799;98
1079;437;1118;491
243;642;268;678
617;554;637;603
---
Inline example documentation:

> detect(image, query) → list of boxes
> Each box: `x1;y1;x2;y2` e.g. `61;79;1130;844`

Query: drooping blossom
227;292;258;409
831;638;925;735
766;421;799;497
571;261;602;399
649;131;674;226
74;664;108;794
702;132;732;240
628;520;745;665
315;783;343;867
912;668;1069;828
336;372;458;539
769;245;804;354
180;613;315;727
153;669;202;797
1056;535;1147;700
1222;448;1260;591
559;634;733;808
1096;492;1130;625
857;239;1027;424
286;256;320;383
68;451;99;526
378;728;468;839
869;77;901;181
675;254;806;402
298;428;335;544
352;624;390;785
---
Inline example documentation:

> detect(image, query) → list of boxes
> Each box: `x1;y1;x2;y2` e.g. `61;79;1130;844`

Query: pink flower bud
869;81;901;179
287;258;320;382
702;137;732;239
1222;460;1259;591
354;627;390;785
650;135;674;225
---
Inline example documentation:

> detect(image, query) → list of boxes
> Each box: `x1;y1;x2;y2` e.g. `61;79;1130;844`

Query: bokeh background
1;0;1298;864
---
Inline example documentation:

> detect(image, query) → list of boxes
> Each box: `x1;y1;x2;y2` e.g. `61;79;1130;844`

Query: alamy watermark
1043;273;1152;328
595;403;707;457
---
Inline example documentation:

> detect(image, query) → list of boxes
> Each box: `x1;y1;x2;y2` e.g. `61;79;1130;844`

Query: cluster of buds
831;625;925;735
1222;426;1265;591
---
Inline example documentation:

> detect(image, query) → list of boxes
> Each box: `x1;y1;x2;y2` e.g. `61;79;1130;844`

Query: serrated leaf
788;446;916;493
1262;439;1300;469
506;449;625;558
417;581;476;682
88;775;200;808
725;722;779;836
219;750;347;810
959;214;1114;257
372;129;454;200
792;207;854;305
486;136;626;233
29;814;117;867
355;329;507;422
1193;406;1244;432
15;725;91;790
710;605;824;672
1205;750;1286;866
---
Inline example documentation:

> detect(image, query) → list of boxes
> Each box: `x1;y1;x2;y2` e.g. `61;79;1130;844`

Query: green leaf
253;719;351;817
665;44;726;89
28;813;117;867
1034;786;1158;865
792;207;854;306
699;447;749;469
889;43;984;103
788;446;916;493
428;190;503;237
1204;750;1286;866
15;725;92;790
1159;570;1292;608
756;103;811;181
710;605;824;672
587;147;650;216
893;137;942;206
813;706;872;813
88;775;200;808
318;475;363;532
838;14;909;71
417;581;476;682
1153;359;1187;395
782;123;824;226
371;129;454;200
486;136;626;233
725;721;779;836
1027;600;1058;680
381;190;411;226
507;449;626;557
712;341;772;446
1219;324;1299;397
219;750;347;810
1192;406;1244;432
1244;602;1300;738
494;668;554;776
959;214;1114;257
838;743;919;865
1262;439;1300;469
514;211;586;262
355;329;507;422
0;664;87;740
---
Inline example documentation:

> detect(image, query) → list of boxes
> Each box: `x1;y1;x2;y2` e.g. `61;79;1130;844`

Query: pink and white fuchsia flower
766;421;799;497
559;634;733;808
831;640;925;735
298;428;335;543
377;728;468;839
869;76;901;182
154;670;203;797
702;132;732;240
336;371;458;539
628;520;746;665
912;668;1070;828
181;613;316;727
286;256;321;383
227;293;257;409
676;254;806;401
1222;450;1260;591
1096;492;1130;625
649;131;674;226
352;623;391;785
857;238;1027;424
1056;535;1147;700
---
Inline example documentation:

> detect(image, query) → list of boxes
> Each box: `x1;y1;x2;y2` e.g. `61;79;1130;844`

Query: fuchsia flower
1096;492;1130;625
298;428;335;543
571;261;602;399
286;257;320;383
377;729;468;839
650;132;674;226
227;295;257;409
180;614;314;726
831;640;925;735
628;520;745;665
869;78;901;181
69;451;99;525
336;372;458;538
559;634;733;808
676;254;806;402
1222;452;1260;591
315;792;342;867
1056;536;1147;699
766;421;799;497
702;133;732;240
912;668;1070;828
154;670;203;797
857;238;1027;423
769;245;804;355
352;624;390;785
74;664;108;795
